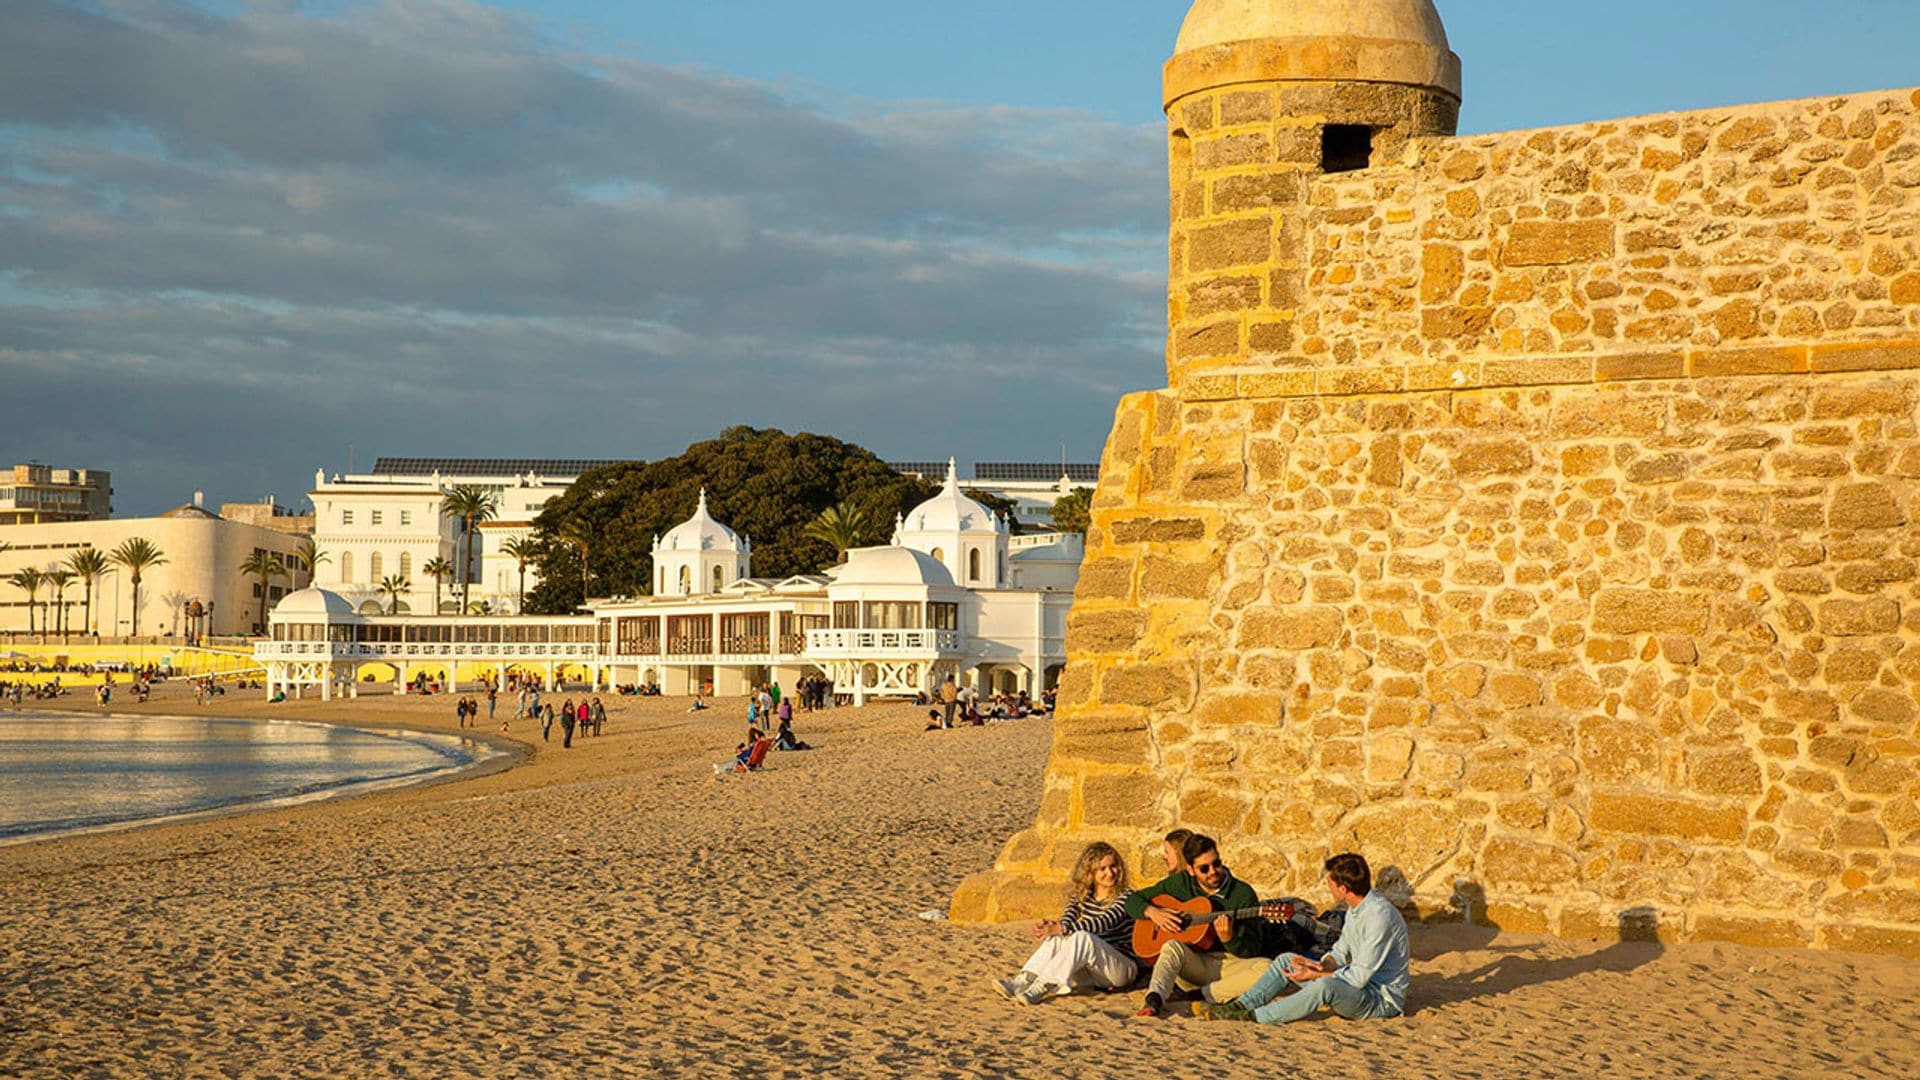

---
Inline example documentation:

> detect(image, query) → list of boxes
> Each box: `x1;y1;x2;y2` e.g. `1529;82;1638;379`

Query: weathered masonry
954;0;1920;956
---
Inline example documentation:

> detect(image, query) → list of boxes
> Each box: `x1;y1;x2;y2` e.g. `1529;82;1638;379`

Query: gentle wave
0;713;501;842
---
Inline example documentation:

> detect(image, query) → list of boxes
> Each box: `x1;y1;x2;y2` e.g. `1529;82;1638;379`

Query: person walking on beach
940;676;958;729
591;697;606;736
560;701;576;748
1196;853;1409;1026
514;685;528;719
541;703;554;742
487;685;497;723
576;699;591;738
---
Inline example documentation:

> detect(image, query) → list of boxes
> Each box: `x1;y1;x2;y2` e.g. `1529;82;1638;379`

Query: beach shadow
1410;937;1661;1013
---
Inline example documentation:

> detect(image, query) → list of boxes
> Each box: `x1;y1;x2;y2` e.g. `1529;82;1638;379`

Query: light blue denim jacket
1325;890;1410;1015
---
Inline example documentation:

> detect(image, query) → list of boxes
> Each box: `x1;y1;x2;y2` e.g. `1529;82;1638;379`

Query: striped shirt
1060;891;1135;955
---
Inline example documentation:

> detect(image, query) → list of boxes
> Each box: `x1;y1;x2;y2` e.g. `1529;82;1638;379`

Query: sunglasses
1192;860;1226;874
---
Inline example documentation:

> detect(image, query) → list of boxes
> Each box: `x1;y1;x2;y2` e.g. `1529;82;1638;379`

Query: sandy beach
3;688;1917;1078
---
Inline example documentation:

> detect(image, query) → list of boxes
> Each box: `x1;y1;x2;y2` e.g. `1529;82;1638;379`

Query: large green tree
1048;487;1095;534
523;427;939;613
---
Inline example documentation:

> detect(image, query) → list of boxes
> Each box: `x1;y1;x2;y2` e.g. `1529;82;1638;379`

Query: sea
0;713;499;843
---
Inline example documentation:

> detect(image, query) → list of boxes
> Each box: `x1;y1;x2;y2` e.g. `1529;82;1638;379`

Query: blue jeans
1237;953;1397;1024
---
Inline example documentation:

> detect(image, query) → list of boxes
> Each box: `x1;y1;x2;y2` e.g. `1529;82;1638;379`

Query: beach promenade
3;691;1916;1077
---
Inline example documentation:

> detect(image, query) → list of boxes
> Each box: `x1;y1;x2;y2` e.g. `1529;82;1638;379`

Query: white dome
903;459;1005;536
835;546;957;587
272;587;358;619
658;489;744;552
1175;0;1451;55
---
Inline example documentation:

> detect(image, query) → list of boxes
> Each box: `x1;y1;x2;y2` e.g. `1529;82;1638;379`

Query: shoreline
0;689;538;851
0;709;525;849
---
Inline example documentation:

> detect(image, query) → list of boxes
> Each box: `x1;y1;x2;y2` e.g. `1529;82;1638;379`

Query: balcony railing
805;628;962;656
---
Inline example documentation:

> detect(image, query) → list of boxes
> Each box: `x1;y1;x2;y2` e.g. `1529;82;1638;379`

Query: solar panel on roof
887;461;949;478
369;457;633;478
973;462;1101;483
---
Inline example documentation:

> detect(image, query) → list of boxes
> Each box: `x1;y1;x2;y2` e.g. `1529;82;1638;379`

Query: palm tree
293;536;328;587
9;567;44;641
110;538;167;638
422;556;455;616
499;536;535;612
66;548;110;637
240;551;289;635
440;486;498;614
45;568;74;643
558;518;595;607
802;502;874;565
378;575;410;616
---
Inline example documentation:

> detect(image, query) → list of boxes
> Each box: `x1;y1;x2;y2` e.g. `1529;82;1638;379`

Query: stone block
1689;749;1763;796
1829;482;1907;530
1080;772;1163;827
1595;351;1686;382
1501;220;1616;266
1237;606;1344;650
1211;173;1302;214
1691;915;1813;950
1179;787;1250;833
1588;791;1747;842
1066;610;1145;653
1195;691;1285;728
1809;340;1920;373
1187;219;1272;273
1051;712;1153;767
1592;588;1710;634
1557;906;1674;944
1821;924;1920;960
1454;438;1535;478
1817;598;1900;636
1478;836;1579;889
1139;555;1219;599
1099;663;1189;708
1342;805;1465;882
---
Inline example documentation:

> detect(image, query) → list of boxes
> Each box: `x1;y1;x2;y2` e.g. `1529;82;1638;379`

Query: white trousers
1020;931;1137;990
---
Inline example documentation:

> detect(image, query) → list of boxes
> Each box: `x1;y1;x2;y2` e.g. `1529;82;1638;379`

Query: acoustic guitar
1130;895;1295;961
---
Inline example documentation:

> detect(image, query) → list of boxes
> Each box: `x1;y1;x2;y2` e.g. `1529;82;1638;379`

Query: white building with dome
257;469;1082;704
652;489;751;597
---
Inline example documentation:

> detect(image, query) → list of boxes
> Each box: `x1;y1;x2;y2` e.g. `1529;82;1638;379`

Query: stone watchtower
1165;0;1458;394
957;0;1920;955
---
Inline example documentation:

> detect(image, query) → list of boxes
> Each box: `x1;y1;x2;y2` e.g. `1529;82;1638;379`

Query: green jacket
1122;870;1262;958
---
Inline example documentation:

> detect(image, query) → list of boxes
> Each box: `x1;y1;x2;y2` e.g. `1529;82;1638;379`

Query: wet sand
3;687;1916;1077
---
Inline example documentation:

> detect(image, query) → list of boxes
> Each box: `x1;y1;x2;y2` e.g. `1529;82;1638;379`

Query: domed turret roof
833;546;957;588
1167;0;1461;102
272;587;358;620
1175;0;1451;55
902;459;1005;537
658;489;744;552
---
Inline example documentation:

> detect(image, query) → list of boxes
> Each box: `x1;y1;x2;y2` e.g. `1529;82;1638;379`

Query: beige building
0;463;112;525
0;499;309;637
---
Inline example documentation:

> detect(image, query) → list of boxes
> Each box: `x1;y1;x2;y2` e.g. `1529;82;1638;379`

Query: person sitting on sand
1196;853;1409;1025
1160;828;1193;876
689;695;709;713
1127;833;1268;1018
994;842;1137;1005
732;726;766;769
774;716;810;751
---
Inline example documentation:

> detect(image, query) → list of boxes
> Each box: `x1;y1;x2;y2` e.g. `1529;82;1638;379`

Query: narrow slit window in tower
1321;125;1376;174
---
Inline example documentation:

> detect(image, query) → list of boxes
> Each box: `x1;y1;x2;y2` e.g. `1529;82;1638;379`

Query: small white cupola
652;488;752;596
894;458;1009;588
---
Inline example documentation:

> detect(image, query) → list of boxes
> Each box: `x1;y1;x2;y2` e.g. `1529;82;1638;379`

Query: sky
4;1;1919;516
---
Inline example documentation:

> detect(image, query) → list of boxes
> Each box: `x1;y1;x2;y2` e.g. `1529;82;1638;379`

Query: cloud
0;1;1165;513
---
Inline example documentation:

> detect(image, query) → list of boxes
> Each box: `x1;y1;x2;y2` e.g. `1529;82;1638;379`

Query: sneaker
1135;992;1164;1018
1194;1000;1255;1023
1021;980;1067;1006
991;977;1020;1001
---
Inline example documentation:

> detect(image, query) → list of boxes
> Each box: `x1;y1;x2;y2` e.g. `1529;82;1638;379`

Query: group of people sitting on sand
994;830;1408;1025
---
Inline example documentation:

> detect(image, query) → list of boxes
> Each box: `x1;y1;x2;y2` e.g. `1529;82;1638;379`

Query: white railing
805;628;962;656
254;641;601;661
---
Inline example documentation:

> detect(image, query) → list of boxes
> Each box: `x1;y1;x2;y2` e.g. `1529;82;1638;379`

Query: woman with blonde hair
993;841;1138;1004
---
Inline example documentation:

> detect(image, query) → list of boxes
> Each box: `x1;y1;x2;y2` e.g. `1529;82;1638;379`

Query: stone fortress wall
953;0;1920;957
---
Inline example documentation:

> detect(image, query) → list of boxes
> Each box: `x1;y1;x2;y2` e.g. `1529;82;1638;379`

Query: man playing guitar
1124;833;1274;1017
